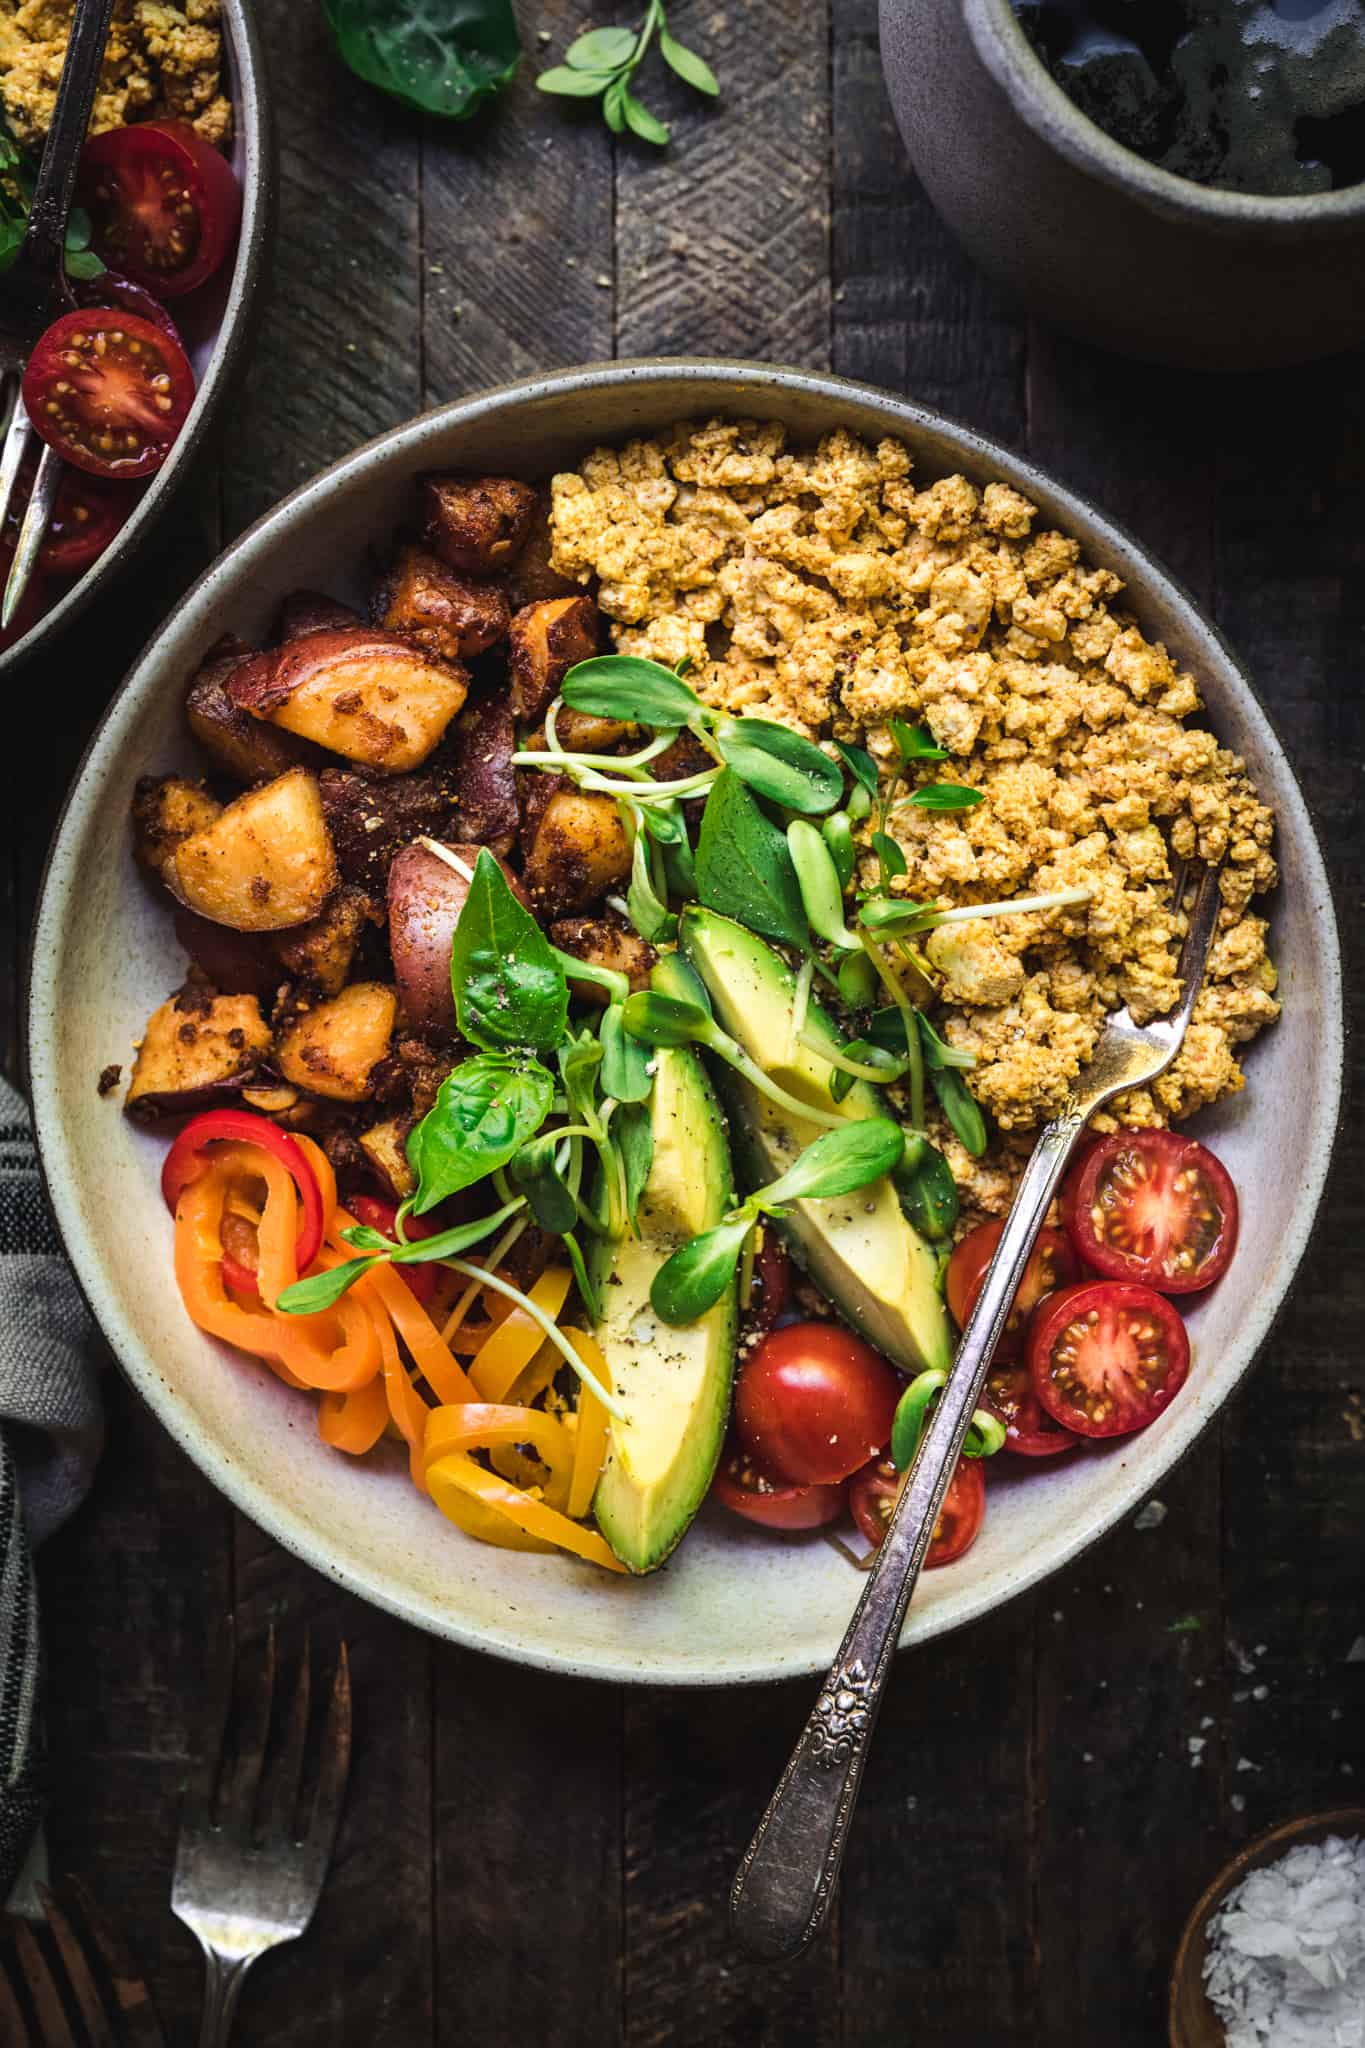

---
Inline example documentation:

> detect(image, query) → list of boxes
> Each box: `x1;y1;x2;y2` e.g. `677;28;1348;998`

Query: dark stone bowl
879;0;1365;370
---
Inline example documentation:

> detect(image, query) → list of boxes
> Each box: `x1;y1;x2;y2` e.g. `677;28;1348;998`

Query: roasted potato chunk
387;840;528;1038
374;545;510;665
421;473;536;576
507;596;599;724
318;765;457;892
170;768;338;933
521;788;630;918
275;886;373;998
549;916;656;1002
358;1115;416;1201
125;989;271;1122
448;692;519;854
172;907;281;1002
185;635;317;785
278;590;362;640
227;627;468;776
554;708;634;752
132;776;222;881
276;982;398;1103
506;491;580;611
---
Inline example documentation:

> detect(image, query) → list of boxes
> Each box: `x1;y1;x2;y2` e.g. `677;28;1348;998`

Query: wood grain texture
615;0;830;370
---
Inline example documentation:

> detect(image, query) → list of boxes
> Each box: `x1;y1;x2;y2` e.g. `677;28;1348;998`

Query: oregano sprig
537;0;718;147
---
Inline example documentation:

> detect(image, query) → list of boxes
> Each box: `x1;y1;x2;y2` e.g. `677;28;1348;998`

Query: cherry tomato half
1028;1280;1190;1438
848;1455;985;1567
80;119;241;298
711;1442;847;1531
945;1220;1079;1361
347;1193;438;1306
983;1363;1080;1459
735;1320;900;1486
3;449;140;577
23;309;195;479
1060;1128;1239;1295
71;267;185;344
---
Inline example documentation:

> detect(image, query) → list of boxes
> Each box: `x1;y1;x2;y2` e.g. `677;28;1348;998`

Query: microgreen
888;1369;1005;1472
537;0;718;148
929;1062;989;1157
561;653;702;727
822;811;856;891
834;739;880;795
695;770;809;950
0;112;105;280
275;1196;525;1315
786;820;860;950
714;719;844;816
599;1002;653;1103
507;1131;580;1235
893;1133;959;1242
623;989;850;1132
888;719;949;764
902;783;986;813
322;0;521;120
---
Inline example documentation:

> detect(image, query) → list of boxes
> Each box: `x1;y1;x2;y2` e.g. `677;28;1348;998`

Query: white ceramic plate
26;362;1344;1686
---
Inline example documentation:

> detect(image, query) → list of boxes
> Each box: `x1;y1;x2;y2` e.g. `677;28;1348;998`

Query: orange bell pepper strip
468;1266;573;1402
565;1331;613;1522
356;1246;477;1407
425;1452;627;1573
318;1374;389;1455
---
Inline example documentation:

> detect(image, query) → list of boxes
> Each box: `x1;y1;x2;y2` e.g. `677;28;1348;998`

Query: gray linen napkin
0;1072;104;1904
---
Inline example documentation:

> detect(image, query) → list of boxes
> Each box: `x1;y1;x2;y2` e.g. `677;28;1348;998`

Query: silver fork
172;1632;352;2047
731;861;1225;1961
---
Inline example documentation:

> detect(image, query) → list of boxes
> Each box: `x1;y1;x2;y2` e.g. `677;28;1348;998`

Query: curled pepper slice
162;1110;324;1296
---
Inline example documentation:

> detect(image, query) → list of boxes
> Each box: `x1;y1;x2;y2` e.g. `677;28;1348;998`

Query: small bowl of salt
1170;1809;1365;2048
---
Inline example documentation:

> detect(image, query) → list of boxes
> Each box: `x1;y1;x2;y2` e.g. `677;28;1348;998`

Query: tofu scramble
548;418;1279;1220
0;0;230;153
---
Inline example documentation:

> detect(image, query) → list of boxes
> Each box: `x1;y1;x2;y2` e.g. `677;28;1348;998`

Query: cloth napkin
0;1072;104;1907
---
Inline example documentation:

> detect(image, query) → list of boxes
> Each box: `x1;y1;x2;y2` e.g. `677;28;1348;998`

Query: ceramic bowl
0;0;274;675
26;361;1344;1686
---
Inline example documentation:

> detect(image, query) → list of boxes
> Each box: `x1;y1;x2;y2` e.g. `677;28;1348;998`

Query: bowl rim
24;357;1348;1685
0;0;276;676
963;0;1365;235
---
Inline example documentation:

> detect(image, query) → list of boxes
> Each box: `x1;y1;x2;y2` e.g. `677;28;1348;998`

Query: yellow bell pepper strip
424;1401;576;1514
425;1452;627;1572
468;1266;573;1401
565;1331;612;1522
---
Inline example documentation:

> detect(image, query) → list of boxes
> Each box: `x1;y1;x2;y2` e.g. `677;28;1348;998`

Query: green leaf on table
450;847;568;1053
695;769;809;950
537;64;612;96
407;1053;555;1214
889;719;948;763
715;719;844;817
561;653;702;729
321;0;521;118
564;25;637;69
602;76;628;132
659;27;719;95
756;1118;905;1209
622;90;670;145
651;1216;753;1325
562;1228;603;1323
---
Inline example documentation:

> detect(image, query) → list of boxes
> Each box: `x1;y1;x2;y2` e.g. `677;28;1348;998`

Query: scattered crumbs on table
1134;1498;1167;1530
1253;1685;1270;1701
1237;1758;1263;1774
1233;1641;1258;1675
1203;1834;1365;2048
1231;1793;1246;1813
1346;1636;1365;1664
1202;1715;1217;1730
1342;1391;1363;1443
1052;1609;1063;1622
96;1062;121;1097
1083;1752;1094;1763
1189;1736;1207;1765
595;273;611;289
1169;1615;1203;1633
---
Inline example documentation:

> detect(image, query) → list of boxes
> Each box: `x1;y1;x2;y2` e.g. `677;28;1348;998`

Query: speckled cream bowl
27;362;1344;1686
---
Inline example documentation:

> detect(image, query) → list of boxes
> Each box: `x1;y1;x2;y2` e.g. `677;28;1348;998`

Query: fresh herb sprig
889;1368;1006;1470
537;1;718;147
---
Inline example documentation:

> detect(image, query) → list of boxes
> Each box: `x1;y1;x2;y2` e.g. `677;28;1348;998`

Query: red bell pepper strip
161;1110;325;1296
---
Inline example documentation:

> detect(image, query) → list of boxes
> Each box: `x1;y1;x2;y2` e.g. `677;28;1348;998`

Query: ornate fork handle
729;1109;1086;1961
194;1945;257;2048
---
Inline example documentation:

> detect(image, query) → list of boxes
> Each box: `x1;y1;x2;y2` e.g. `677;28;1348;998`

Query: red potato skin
184;634;318;785
387;841;529;1039
421;474;537;576
373;545;511;664
277;590;362;640
224;626;452;718
507;596;600;724
448;691;519;854
172;907;282;1002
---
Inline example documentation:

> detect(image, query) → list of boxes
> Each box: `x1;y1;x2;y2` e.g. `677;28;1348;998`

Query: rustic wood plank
422;0;615;398
615;0;830;370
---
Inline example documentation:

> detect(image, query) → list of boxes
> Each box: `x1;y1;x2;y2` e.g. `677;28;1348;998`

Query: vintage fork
171;1633;352;2047
731;861;1225;1961
0;1874;165;2045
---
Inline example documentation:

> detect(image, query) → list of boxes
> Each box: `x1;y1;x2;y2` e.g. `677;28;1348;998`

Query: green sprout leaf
871;830;907;884
929;1063;989;1158
622;90;670;144
889;719;948;764
755;1117;905;1209
893;1132;959;1242
907;783;984;813
659;27;718;93
565;24;637;68
600;1002;653;1103
537;64;613;95
275;1257;375;1316
714;719;844;817
507;1131;579;1234
834;739;880;794
650;1215;753;1325
695;769;809;951
613;1098;655;1216
561;653;702;728
621;990;709;1048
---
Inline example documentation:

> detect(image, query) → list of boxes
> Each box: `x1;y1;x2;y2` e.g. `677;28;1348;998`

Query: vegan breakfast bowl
27;363;1343;1685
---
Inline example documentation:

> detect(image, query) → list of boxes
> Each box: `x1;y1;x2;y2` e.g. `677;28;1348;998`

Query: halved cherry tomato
735;1320;900;1486
161;1111;324;1298
983;1363;1080;1458
3;449;140;577
945;1220;1079;1360
1028;1280;1190;1438
711;1441;846;1531
347;1193;438;1307
23;309;195;478
848;1455;985;1567
71;267;185;344
80;120;241;298
1060;1128;1239;1295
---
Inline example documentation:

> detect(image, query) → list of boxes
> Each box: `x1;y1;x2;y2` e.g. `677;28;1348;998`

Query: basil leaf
872;830;907;882
757;1118;905;1209
623;91;670;145
659;27;719;95
834;739;880;794
889;719;948;763
322;0;521;119
907;783;984;812
929;1065;988;1157
621;991;708;1047
537;64;611;96
715;719;844;817
451;848;568;1053
893;1133;959;1242
563;1229;603;1323
507;1133;579;1234
916;1011;977;1072
564;24;636;68
276;1256;375;1315
407;1054;555;1214
62;248;105;279
613;1098;654;1217
650;1216;752;1325
694;770;809;950
562;654;702;728
600;1003;653;1103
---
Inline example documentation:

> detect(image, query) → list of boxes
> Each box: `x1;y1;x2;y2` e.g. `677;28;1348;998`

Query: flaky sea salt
1203;1834;1365;2047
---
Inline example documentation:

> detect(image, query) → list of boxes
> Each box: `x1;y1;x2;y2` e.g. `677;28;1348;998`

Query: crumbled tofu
550;418;1279;1219
0;0;232;152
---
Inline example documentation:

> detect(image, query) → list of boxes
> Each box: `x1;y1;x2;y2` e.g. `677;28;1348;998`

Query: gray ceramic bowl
880;0;1365;370
27;362;1344;1685
0;0;274;675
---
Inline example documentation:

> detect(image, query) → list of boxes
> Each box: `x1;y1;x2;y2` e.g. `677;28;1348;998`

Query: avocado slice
680;907;952;1377
590;1046;738;1573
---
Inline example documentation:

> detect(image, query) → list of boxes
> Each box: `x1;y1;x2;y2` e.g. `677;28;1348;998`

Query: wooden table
6;3;1363;2041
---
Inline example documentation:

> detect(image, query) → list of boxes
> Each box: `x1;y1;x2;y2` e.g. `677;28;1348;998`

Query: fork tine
2;440;60;629
215;1625;277;1827
0;1954;30;2047
36;1887;116;2048
302;1642;351;1867
11;1921;77;2048
0;391;33;538
257;1631;311;1844
61;1875;166;2048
